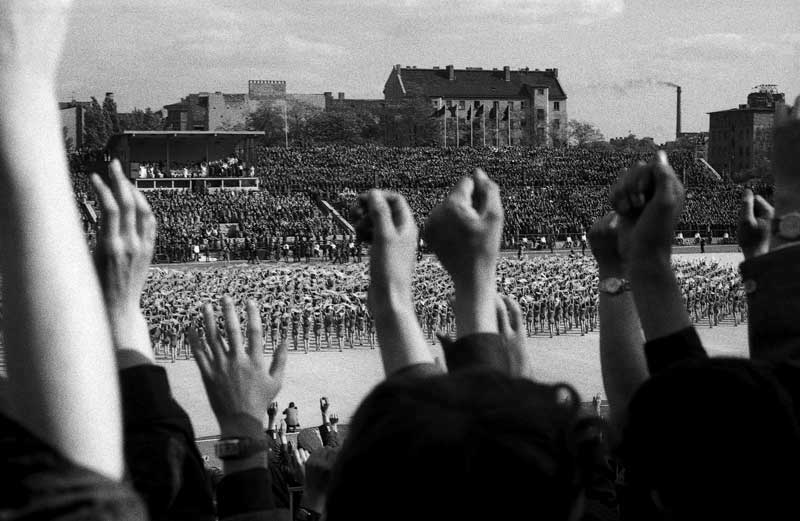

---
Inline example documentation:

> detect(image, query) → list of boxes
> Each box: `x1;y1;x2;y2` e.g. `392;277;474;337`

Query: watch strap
215;436;270;460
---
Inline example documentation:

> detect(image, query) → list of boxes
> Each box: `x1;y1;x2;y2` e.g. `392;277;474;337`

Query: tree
567;120;605;147
102;93;121;135
609;134;658;154
247;102;285;146
83;96;112;152
306;110;368;145
286;101;322;147
119;108;164;131
548;120;568;147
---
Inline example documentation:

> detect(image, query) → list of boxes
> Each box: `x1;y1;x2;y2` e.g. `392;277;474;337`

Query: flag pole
456;106;459;148
442;99;447;148
495;107;499;146
283;101;289;148
470;109;473;147
482;105;486;146
507;105;511;146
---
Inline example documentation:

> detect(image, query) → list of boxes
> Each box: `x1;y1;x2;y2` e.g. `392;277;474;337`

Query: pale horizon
58;0;799;144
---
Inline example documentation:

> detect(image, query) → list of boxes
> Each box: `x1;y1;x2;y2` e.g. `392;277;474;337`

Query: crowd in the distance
136;156;257;179
4;4;800;520
68;145;773;260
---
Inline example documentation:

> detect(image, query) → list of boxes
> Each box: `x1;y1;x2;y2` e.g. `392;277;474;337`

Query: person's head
325;369;604;521
289;401;296;408
623;358;800;521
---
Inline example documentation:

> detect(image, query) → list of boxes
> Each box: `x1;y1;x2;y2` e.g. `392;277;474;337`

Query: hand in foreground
92;160;156;361
610;151;684;266
0;0;73;80
496;295;534;379
320;396;330;423
425;169;504;286
773;96;800;208
189;297;287;438
297;447;338;513
363;190;418;312
737;188;774;259
289;447;310;485
589;211;626;277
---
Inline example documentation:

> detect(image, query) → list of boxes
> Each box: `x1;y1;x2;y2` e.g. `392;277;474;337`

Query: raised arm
360;190;434;376
589;211;647;431
426;169;503;337
610;152;691;342
0;0;122;479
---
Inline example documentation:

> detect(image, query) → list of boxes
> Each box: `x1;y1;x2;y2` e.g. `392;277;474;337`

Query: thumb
650;151;682;209
367;190;392;236
740;189;757;228
752;194;775;220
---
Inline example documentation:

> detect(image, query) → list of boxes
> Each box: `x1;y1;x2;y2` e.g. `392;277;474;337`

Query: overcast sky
59;0;799;144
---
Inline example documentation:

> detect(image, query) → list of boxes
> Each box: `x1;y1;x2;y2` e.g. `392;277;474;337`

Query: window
537;109;545;121
459;100;465;109
553;101;560;111
520;101;526;110
553;119;560;129
521;119;526;128
447;100;453;107
538;88;545;95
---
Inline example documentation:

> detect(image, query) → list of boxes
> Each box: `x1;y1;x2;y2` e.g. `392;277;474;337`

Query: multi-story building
383;64;567;146
164;81;326;131
708;85;785;179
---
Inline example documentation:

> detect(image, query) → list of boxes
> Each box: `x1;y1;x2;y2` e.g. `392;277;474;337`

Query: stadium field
162;251;749;438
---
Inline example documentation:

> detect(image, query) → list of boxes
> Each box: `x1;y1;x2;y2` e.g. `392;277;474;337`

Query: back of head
325;370;603;521
623;358;800;521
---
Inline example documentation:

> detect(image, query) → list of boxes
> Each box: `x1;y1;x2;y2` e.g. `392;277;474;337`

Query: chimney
105;92;114;99
447;64;455;81
503;66;511;82
546;68;558;78
676;86;682;139
338;92;345;101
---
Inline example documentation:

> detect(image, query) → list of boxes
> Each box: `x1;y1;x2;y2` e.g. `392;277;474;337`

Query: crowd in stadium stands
70;146;773;261
7;8;800;521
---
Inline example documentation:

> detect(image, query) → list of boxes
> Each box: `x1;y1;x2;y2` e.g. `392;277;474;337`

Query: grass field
164;251;749;438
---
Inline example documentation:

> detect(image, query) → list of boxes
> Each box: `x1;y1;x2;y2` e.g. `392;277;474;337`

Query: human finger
188;326;213;375
108;159;137;237
269;338;288;382
496;295;511;335
740;189;757;228
246;300;262;357
503;295;523;333
753;194;774;220
367;190;392;236
473;168;502;219
221;296;243;356
449;174;475;205
202;302;225;361
91;173;120;240
384;192;413;230
132;187;157;247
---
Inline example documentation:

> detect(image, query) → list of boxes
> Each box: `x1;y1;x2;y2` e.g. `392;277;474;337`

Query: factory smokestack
676;85;682;139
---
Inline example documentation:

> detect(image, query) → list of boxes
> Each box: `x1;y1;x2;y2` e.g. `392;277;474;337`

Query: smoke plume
582;79;680;95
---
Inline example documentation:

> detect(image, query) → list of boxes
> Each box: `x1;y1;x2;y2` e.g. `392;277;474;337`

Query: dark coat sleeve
740;245;800;362
643;327;708;375
120;363;215;521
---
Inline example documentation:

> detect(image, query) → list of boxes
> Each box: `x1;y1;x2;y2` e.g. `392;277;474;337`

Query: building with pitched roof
383;64;567;146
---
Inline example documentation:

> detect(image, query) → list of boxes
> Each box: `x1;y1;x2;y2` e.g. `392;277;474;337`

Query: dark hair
325;369;605;521
623;358;800;521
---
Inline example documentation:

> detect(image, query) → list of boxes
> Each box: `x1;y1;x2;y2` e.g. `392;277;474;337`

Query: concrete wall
208;93;250;130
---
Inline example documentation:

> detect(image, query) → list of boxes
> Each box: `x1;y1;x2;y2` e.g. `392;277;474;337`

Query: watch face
601;278;622;293
215;440;241;458
780;214;800;238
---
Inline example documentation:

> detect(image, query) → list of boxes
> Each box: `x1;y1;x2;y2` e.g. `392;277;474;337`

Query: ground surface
164;250;749;438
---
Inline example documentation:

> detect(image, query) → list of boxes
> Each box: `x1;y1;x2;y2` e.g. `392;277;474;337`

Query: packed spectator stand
70;146;772;262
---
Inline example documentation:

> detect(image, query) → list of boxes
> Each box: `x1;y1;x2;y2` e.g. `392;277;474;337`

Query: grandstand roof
121;131;265;137
386;66;567;100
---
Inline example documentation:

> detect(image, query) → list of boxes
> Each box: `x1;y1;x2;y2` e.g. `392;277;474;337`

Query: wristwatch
214;436;270;460
295;507;322;521
598;277;631;296
772;212;800;240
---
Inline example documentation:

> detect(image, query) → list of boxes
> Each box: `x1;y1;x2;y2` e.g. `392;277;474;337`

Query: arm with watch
739;96;800;361
590;211;648;432
188;297;288;520
610;152;708;374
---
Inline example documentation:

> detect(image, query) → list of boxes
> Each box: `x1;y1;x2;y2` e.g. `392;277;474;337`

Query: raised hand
610;151;685;266
320;397;329;414
362;190;433;375
329;413;339;427
425;169;504;286
588;211;627;277
92;160;156;362
289;447;310;485
426;169;503;336
268;401;279;419
188;297;287;438
496;295;534;379
363;190;418;312
737;188;774;259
